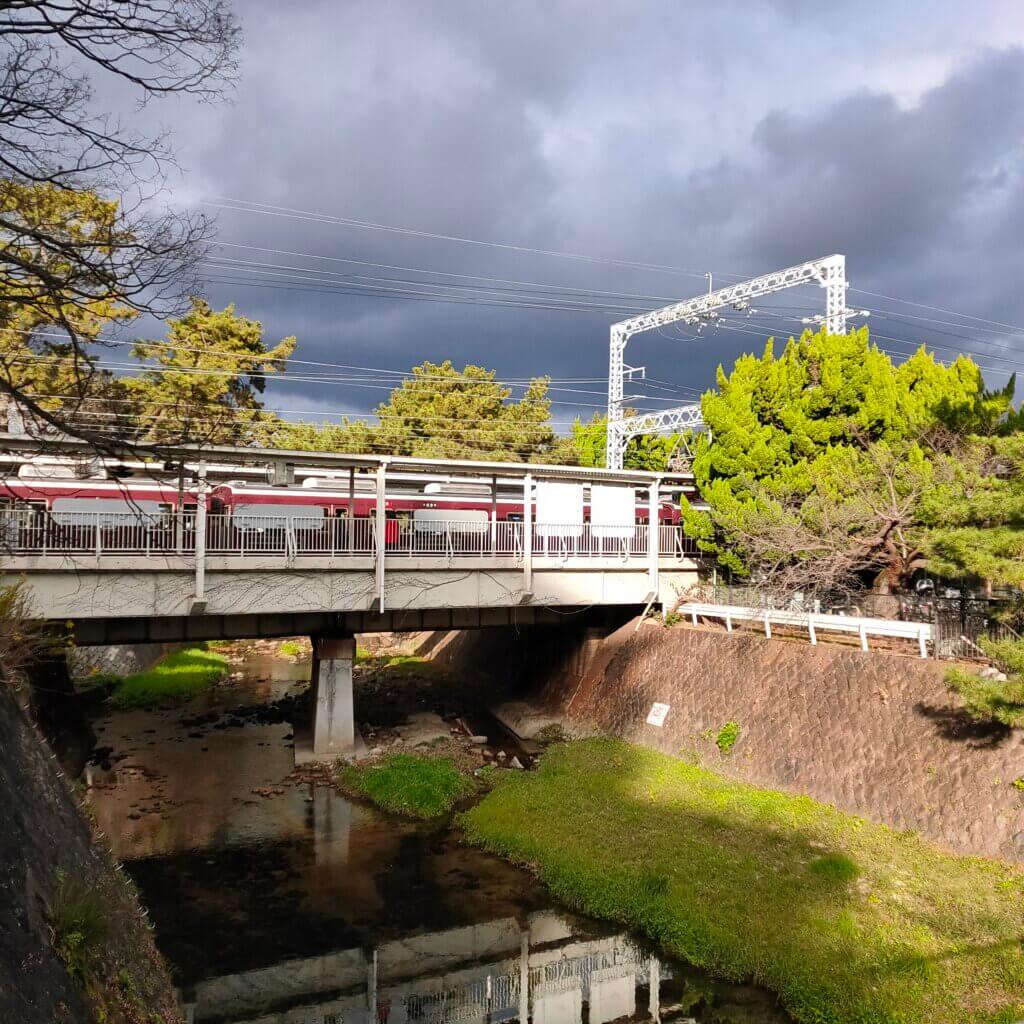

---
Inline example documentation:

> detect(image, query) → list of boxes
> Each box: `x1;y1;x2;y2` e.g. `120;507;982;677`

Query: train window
232;503;325;530
506;513;523;522
51;497;164;525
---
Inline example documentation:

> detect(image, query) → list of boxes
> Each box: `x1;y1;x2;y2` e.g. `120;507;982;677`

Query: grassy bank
462;739;1024;1024
105;644;230;708
338;752;477;818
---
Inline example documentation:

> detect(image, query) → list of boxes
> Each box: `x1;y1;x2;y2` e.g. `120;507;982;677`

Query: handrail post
375;460;388;612
648;476;661;602
193;462;208;611
347;466;355;553
522;473;533;595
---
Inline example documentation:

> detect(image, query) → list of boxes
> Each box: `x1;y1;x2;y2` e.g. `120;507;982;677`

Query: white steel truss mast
606;253;851;469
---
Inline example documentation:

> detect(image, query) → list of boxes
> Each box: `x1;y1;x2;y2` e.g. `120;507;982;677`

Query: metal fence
707;582;1021;660
0;509;693;563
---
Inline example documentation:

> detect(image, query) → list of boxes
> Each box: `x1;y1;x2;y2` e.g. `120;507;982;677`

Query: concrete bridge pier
308;633;357;761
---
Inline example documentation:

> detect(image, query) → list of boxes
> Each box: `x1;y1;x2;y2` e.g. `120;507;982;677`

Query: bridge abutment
308;633;357;761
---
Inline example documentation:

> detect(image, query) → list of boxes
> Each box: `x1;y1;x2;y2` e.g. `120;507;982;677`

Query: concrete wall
68;642;173;680
438;621;1024;863
0;685;182;1021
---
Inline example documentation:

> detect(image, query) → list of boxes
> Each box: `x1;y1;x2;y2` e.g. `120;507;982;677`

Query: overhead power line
206;197;1024;339
204;196;733;282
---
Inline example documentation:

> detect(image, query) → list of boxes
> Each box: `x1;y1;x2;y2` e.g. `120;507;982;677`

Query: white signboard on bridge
535;481;584;539
590;484;636;540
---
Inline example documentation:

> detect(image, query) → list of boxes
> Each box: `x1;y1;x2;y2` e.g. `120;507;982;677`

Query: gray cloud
112;1;1024;422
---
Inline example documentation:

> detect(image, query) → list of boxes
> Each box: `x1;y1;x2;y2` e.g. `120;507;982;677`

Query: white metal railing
205;513;376;556
0;509;692;564
532;522;646;560
681;601;934;658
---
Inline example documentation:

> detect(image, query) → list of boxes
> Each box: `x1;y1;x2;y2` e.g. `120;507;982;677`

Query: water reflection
183;914;684;1024
85;652;789;1024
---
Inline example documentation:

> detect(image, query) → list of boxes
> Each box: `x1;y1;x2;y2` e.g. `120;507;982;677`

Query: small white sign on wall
646;702;670;727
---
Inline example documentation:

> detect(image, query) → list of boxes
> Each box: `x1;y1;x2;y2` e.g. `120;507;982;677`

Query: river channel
84;648;790;1024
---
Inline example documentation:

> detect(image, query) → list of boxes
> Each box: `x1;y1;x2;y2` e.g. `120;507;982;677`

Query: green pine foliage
948;633;1024;728
257;360;556;461
548;412;686;470
923;434;1024;588
683;327;1020;590
126;298;296;447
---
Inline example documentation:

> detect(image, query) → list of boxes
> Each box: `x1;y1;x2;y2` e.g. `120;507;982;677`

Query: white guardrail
681;601;933;658
0;510;697;563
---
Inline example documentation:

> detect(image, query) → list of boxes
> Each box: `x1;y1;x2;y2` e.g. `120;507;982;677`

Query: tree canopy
682;327;1018;593
0;183;138;434
548;413;686;471
922;433;1024;590
0;2;239;449
124;298;295;446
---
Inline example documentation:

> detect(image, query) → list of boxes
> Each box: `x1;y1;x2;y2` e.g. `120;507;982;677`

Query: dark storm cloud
132;1;1024;420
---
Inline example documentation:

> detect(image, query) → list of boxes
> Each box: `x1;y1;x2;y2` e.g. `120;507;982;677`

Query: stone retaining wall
68;641;173;680
436;621;1024;862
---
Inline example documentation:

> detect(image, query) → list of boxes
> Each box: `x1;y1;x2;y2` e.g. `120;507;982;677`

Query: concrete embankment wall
68;641;174;680
0;684;182;1021
434;621;1024;863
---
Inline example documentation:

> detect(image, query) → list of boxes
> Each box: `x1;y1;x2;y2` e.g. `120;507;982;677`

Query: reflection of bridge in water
181;914;689;1024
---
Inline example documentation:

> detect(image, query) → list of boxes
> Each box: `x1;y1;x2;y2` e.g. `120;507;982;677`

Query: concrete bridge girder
5;563;698;624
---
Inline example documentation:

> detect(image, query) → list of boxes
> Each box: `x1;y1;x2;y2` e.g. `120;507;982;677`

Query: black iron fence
707;582;1021;661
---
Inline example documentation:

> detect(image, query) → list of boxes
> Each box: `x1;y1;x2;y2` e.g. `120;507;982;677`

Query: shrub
715;721;741;755
948;635;1024;728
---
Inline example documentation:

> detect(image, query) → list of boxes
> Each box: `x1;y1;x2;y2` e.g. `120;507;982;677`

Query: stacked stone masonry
436;620;1024;862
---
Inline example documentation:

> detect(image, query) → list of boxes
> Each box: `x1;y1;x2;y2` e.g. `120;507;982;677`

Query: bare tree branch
0;1;240;456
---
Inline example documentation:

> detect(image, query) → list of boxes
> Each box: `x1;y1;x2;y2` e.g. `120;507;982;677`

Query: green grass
461;738;1024;1024
107;644;230;708
339;753;475;818
279;639;304;657
50;870;109;985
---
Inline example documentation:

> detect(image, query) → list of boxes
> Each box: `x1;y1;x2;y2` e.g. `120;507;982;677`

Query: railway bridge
0;438;700;758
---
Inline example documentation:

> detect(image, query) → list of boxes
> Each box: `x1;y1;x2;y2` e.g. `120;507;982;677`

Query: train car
0;462;683;556
0;463;208;553
207;478;680;556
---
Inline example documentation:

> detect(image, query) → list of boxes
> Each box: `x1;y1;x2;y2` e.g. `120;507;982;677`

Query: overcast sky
132;1;1024;430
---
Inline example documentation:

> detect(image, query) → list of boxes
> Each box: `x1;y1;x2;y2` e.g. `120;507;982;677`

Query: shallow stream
85;649;790;1024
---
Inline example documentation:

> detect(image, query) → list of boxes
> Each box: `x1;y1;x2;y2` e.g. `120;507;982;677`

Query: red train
0;464;686;554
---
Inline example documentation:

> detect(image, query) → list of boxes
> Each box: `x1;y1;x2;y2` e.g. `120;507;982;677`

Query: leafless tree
0;1;240;454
